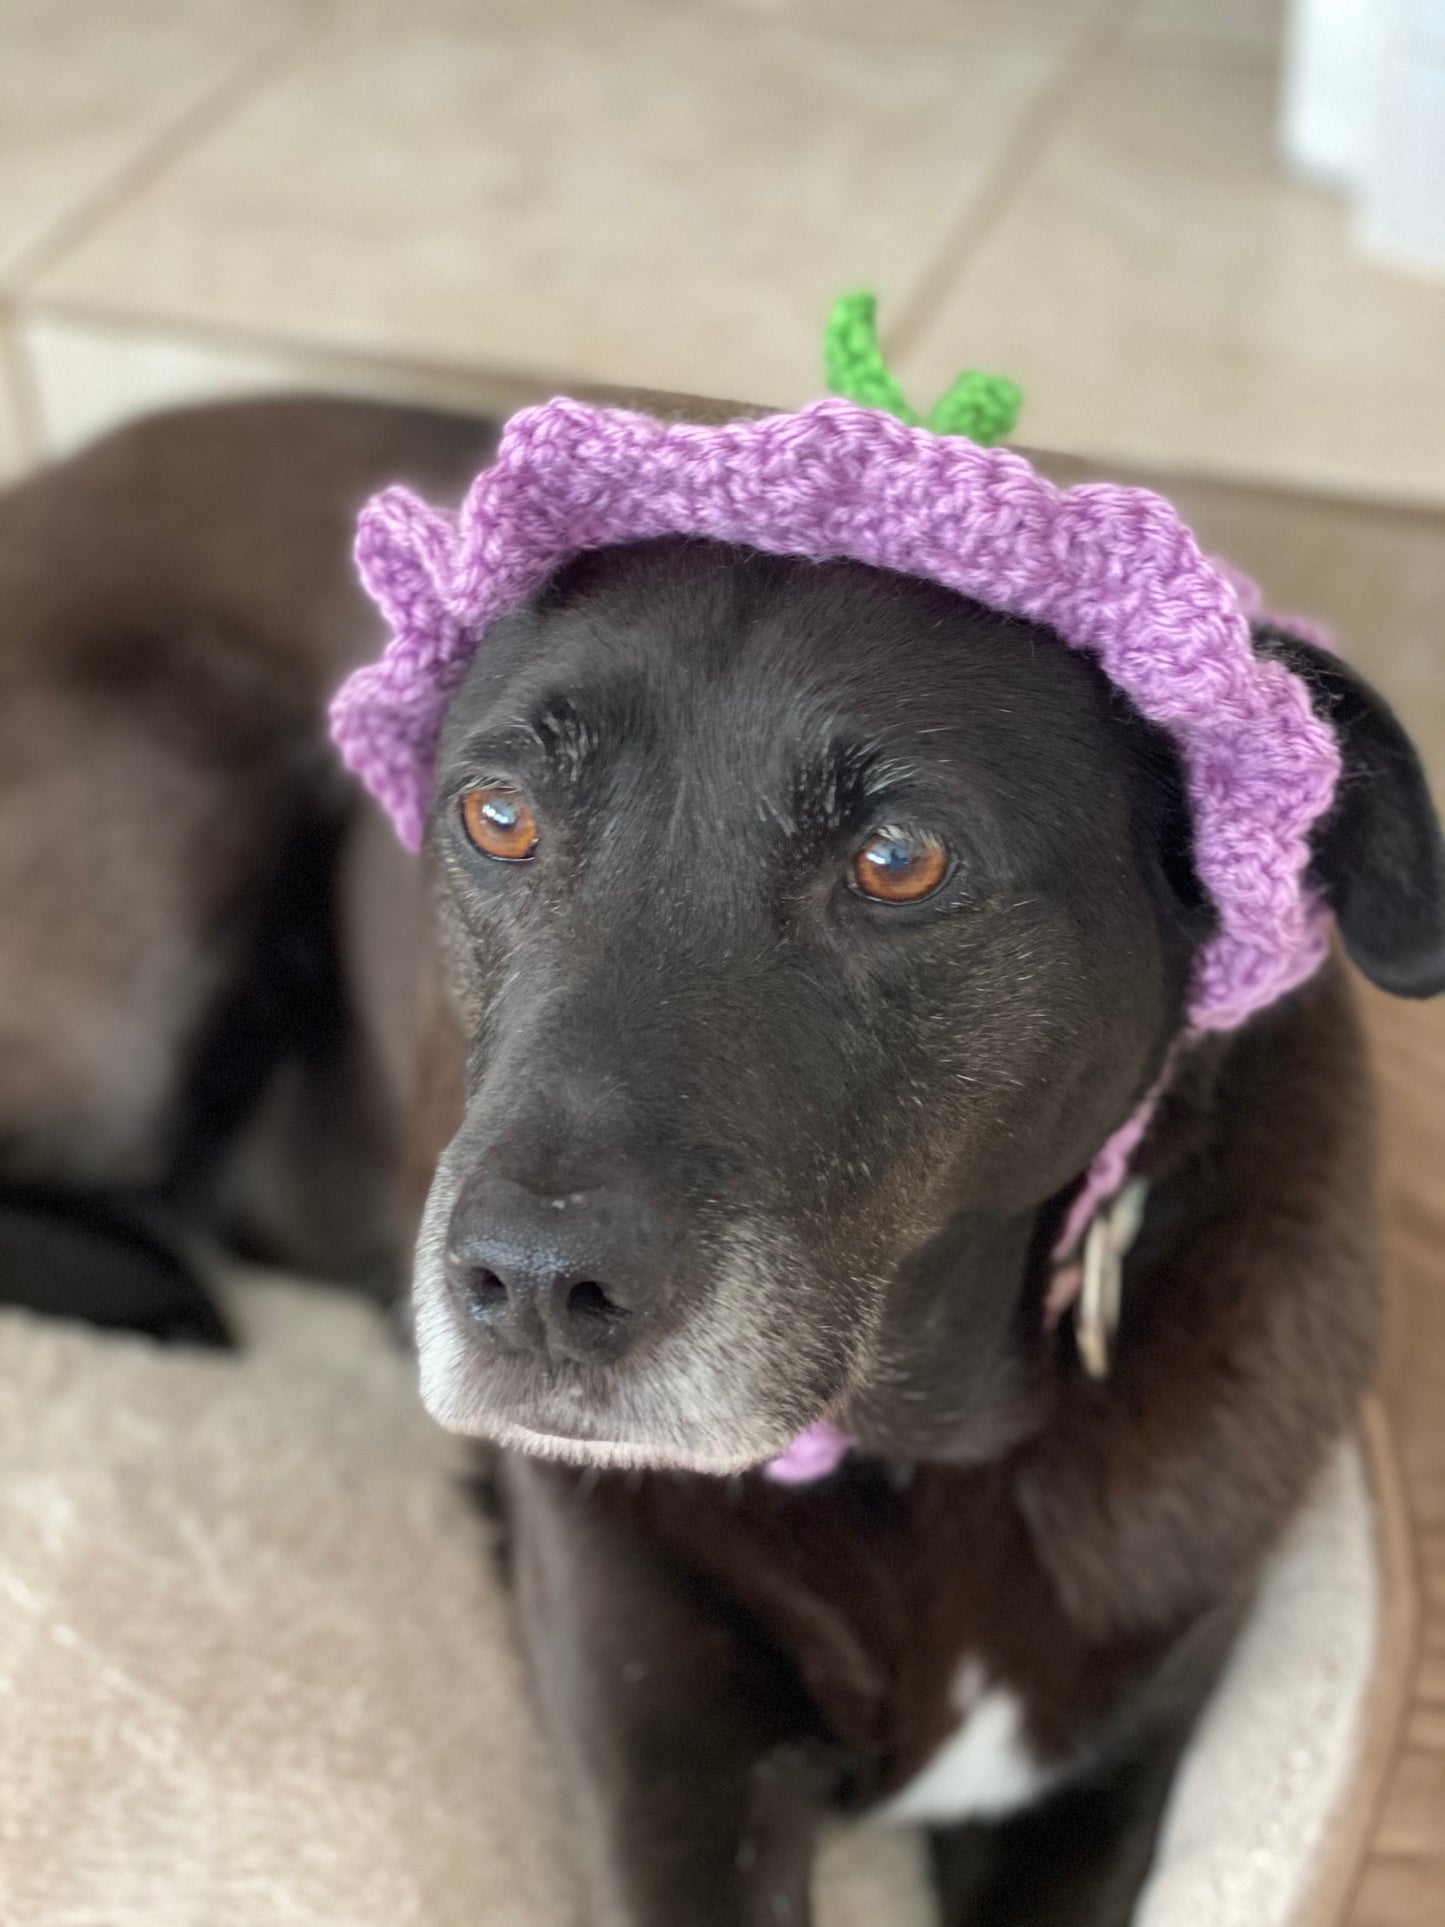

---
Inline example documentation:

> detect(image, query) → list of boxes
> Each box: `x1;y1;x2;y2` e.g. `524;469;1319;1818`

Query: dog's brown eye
460;785;539;861
852;829;949;904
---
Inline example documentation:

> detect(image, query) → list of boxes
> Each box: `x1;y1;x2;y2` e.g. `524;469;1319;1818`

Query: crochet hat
331;296;1342;1477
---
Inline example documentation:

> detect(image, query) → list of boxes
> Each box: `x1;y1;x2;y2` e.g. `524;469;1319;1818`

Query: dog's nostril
566;1279;627;1323
461;1268;508;1321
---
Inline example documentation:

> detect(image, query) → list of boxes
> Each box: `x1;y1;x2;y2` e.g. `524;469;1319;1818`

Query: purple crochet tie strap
330;394;1343;1482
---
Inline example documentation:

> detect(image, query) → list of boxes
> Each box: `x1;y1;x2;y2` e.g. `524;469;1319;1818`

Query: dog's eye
460;785;539;861
851;829;949;904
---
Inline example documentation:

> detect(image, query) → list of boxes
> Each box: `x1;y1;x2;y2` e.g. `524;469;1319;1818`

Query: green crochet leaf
927;368;1023;444
824;292;920;427
823;291;1022;447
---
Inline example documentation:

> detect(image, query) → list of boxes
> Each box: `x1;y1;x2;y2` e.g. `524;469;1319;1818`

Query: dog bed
0;1246;1416;1927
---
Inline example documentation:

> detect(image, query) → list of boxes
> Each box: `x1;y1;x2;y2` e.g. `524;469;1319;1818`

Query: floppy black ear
1254;625;1445;998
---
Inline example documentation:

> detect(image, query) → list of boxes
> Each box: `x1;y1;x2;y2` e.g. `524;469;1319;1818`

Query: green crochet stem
824;291;1022;446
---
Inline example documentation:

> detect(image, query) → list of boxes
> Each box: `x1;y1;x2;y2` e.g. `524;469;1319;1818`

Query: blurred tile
1376;1749;1445;1860
20;313;307;457
1349;1856;1445;1926
0;325;28;481
1127;0;1284;56
902;51;1445;504
19;308;552;461
677;0;1105;46
0;0;310;285
33;1;1064;404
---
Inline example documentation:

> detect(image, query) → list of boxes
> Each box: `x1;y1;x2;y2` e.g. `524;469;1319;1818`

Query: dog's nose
443;1171;674;1366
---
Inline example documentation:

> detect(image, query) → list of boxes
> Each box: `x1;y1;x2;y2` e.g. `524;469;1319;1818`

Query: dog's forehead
444;538;1107;779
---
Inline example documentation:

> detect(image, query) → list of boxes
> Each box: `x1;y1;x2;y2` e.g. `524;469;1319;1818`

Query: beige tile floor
0;321;24;481
0;0;1443;507
900;41;1445;504
30;4;1066;407
0;0;311;281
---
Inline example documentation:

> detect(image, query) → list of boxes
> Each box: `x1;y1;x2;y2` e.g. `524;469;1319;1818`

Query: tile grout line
23;288;593;413
886;0;1141;366
6;2;340;298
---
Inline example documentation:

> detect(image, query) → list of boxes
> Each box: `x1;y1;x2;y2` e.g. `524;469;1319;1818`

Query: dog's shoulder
1017;953;1381;1638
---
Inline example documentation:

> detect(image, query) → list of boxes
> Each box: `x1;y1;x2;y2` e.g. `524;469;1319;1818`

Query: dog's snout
444;1170;675;1367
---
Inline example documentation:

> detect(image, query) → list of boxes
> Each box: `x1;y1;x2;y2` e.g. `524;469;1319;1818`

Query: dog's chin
419;1376;800;1476
414;1320;826;1478
454;1412;786;1477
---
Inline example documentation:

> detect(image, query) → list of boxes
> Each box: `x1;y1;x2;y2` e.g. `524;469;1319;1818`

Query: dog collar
331;303;1342;1482
764;1169;1156;1484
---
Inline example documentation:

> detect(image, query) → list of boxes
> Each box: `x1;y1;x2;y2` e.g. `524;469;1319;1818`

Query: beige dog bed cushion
0;1274;1391;1927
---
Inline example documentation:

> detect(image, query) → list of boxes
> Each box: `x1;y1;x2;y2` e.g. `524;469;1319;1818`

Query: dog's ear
1255;626;1445;998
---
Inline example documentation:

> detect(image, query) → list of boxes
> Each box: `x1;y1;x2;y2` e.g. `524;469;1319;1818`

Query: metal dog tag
1076;1177;1149;1381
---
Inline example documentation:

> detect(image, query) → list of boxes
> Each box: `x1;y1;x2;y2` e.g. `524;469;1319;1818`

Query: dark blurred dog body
3;398;1442;1927
0;398;488;1316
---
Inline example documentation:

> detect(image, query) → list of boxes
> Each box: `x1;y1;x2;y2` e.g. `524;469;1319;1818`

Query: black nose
444;1170;675;1366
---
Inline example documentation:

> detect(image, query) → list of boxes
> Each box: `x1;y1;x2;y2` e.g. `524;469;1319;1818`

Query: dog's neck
778;998;1327;1491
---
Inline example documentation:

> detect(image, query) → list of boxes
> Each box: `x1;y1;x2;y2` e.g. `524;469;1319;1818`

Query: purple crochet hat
333;396;1340;1019
330;317;1342;1478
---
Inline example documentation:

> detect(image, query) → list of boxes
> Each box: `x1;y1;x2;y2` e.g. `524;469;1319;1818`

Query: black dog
4;399;1443;1926
405;531;1442;1925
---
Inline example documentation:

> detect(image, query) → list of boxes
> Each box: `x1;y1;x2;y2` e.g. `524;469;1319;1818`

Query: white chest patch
877;1659;1054;1826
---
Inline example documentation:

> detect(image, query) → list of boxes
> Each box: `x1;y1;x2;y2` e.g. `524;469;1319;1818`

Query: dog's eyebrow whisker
790;735;909;836
523;692;600;782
